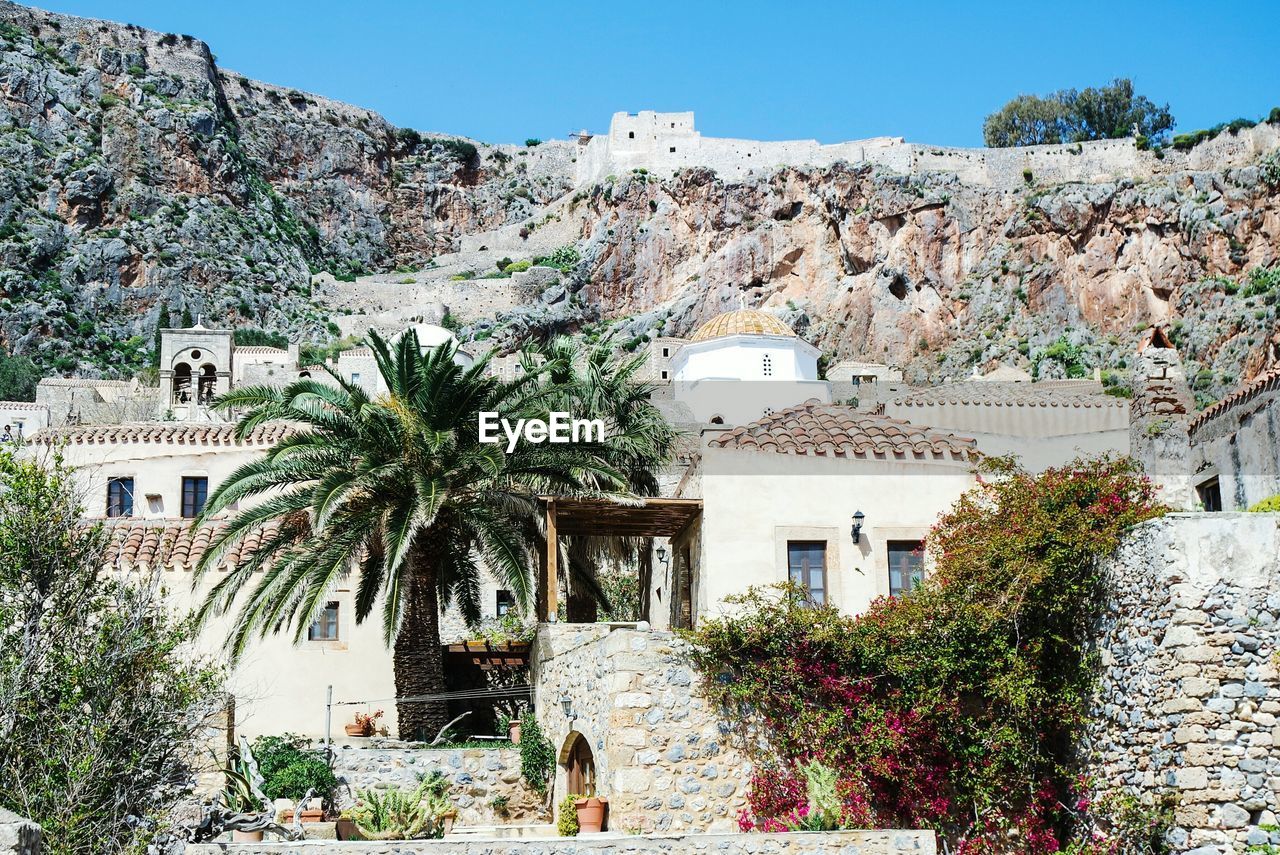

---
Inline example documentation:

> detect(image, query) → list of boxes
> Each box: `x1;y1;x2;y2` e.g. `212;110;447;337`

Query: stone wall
328;745;544;827
531;624;750;834
189;828;937;854
1086;512;1280;853
0;808;40;855
574;111;1280;190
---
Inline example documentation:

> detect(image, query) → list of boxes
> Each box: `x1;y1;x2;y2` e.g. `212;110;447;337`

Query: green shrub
1249;495;1280;513
691;456;1165;848
502;260;532;274
557;794;582;836
0;453;224;853
532;245;581;273
518;717;555;795
250;734;338;805
524;138;542;147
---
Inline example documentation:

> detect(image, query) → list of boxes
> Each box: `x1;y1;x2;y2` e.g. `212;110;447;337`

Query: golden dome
689;309;796;342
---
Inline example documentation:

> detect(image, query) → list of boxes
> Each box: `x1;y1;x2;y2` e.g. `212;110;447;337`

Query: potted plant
502;714;521;745
335;809;359;841
345;709;383;737
219;737;273;842
574;795;607;834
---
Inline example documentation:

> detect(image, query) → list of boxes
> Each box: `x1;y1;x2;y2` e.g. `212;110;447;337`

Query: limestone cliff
0;1;1276;408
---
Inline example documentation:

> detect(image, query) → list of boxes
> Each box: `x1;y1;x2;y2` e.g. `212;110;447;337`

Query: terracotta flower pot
232;829;264;842
574;797;607;834
335;819;359;841
344;723;368;737
508;719;521;745
441;811;457;835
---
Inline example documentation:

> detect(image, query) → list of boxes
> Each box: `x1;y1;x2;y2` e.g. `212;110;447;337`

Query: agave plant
352;773;452;840
220;736;271;816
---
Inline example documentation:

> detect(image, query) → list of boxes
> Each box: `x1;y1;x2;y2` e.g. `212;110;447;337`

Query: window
888;541;925;596
351;372;361;383
181;476;208;519
669;146;676;153
308;601;340;641
787;541;827;605
1196;478;1222;512
661;347;670;358
628;131;635;139
660;370;669;381
496;590;515;617
106;477;134;518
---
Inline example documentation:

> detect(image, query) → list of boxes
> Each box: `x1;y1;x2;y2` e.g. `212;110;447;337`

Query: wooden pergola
540;496;702;621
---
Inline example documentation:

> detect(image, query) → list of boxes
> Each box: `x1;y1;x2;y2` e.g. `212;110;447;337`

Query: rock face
0;1;1277;405
1086;513;1280;853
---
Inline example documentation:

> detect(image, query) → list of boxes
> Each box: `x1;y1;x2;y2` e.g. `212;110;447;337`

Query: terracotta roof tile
37;377;134;388
709;401;977;459
235;346;290;356
891;381;1124;409
100;519;281;571
1189;367;1280;435
31;421;292;447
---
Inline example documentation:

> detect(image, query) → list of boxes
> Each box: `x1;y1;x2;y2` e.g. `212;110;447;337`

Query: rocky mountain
0;0;1277;407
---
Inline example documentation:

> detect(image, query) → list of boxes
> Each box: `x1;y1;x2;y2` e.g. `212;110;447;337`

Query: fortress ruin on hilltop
572;110;1280;188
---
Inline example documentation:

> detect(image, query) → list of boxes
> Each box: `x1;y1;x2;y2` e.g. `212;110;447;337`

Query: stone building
1188;363;1280;512
668;401;977;629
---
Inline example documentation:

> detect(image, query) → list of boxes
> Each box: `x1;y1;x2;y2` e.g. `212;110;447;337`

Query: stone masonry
189;828;936;855
531;624;750;835
328;746;544;827
1086;512;1280;853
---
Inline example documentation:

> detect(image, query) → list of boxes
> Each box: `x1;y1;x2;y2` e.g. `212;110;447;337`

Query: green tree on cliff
984;78;1174;147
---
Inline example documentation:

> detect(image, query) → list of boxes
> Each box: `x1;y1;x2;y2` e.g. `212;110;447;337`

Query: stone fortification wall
1086;512;1280;853
575;112;1280;189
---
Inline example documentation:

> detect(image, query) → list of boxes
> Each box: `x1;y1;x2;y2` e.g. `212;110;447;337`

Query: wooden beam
545;498;558;621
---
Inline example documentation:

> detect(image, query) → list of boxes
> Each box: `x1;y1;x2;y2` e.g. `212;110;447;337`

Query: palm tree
193;330;625;739
524;337;679;621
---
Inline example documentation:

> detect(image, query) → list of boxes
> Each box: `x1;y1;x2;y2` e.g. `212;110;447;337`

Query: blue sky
34;0;1280;146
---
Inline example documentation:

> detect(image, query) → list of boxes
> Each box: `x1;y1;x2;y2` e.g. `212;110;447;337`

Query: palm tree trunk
393;542;447;741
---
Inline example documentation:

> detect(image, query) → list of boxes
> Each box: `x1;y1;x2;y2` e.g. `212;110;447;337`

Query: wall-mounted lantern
656;545;668;565
850;510;866;545
559;692;574;719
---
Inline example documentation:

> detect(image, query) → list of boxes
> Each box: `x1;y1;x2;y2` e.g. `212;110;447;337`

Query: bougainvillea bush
688;456;1169;852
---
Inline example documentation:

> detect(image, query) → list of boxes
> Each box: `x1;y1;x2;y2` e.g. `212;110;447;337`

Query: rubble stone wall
189;828;937;854
531;623;750;835
1086;512;1280;854
328;746;544;827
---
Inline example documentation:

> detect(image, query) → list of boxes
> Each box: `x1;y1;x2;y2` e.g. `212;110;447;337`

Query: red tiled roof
101;519;281;571
1189;367;1280;435
31;422;292;447
709;401;977;459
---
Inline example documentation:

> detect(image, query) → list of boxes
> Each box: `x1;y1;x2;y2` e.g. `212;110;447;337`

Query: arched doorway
172;363;192;403
559;732;596;797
